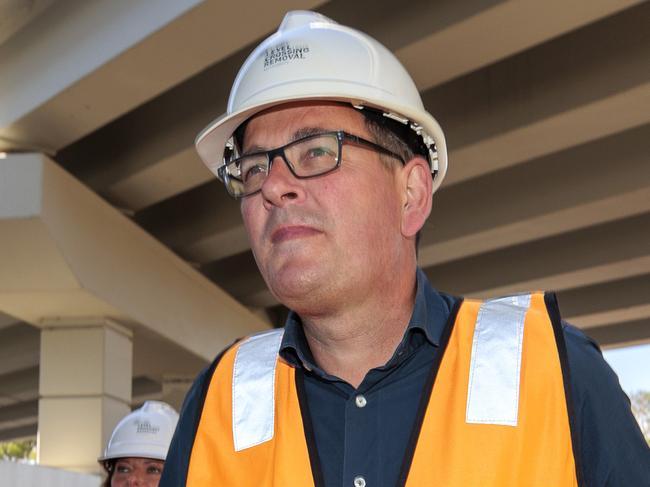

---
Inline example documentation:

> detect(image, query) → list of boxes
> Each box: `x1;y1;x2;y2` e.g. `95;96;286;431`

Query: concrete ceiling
0;0;648;442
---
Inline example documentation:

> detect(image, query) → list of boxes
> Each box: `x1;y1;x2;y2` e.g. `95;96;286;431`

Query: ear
400;156;433;238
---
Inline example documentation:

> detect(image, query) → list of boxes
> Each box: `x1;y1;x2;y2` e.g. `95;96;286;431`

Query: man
161;11;649;486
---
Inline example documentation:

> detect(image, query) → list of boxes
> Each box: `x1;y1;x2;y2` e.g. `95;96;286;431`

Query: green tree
0;439;36;461
630;390;650;445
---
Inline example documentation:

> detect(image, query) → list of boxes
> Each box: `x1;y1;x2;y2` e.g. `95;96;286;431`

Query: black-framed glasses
217;131;405;198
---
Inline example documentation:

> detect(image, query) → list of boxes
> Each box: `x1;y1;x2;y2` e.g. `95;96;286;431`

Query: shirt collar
407;267;449;346
279;267;452;371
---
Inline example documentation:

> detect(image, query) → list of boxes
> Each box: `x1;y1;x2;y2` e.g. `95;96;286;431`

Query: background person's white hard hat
195;10;448;194
98;401;179;463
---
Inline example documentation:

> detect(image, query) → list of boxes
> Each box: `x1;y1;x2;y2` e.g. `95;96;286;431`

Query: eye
115;463;131;474
293;135;338;169
296;145;336;172
304;145;336;160
147;465;163;475
242;163;266;182
306;146;333;158
238;156;267;183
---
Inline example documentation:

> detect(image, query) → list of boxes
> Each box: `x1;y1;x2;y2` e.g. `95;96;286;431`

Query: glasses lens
222;133;340;198
286;134;339;177
225;153;268;196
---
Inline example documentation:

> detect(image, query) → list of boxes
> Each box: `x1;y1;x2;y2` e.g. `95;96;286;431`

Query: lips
270;225;322;244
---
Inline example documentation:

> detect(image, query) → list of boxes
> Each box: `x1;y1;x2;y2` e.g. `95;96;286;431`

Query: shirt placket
342;388;379;487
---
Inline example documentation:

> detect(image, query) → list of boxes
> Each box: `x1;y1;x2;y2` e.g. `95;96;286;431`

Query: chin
266;262;328;310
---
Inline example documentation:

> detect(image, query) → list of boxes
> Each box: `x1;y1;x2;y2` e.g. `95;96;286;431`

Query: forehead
242;101;368;149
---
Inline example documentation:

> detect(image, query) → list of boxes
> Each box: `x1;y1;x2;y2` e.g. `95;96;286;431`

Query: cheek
241;202;264;243
325;175;401;249
145;476;161;487
339;172;399;218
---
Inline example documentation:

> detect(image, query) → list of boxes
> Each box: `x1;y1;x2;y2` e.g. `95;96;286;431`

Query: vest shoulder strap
466;293;531;426
232;328;285;451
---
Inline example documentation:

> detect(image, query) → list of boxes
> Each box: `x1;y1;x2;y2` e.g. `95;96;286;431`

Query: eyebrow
242;126;330;155
115;459;163;466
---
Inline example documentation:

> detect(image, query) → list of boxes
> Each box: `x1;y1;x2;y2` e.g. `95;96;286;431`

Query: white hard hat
98;401;179;463
195;10;448;194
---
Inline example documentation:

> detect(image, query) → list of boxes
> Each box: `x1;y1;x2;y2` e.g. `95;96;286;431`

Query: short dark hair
359;107;429;166
363;115;415;170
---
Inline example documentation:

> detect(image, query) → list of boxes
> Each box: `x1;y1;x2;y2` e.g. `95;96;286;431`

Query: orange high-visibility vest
186;293;580;486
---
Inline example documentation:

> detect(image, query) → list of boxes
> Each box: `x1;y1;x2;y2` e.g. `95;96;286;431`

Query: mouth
271;225;322;244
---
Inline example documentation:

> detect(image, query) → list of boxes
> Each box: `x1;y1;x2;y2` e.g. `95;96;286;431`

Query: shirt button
355;394;367;408
353;476;366;487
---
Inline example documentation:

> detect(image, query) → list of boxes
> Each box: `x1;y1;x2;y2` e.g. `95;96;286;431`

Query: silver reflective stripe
466;294;531;426
232;328;285;451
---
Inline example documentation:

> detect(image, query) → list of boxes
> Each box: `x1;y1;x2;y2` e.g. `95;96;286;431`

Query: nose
260;154;306;207
124;474;144;486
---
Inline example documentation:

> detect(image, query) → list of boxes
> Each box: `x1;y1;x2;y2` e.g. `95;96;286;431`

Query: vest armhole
396;297;464;487
544;292;586;487
295;368;326;487
166;339;239;487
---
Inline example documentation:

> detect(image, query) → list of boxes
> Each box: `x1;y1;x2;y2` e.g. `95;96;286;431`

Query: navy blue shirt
161;268;650;487
279;268;650;487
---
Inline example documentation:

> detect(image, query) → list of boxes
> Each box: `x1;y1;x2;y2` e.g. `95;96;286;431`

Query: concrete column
38;319;132;474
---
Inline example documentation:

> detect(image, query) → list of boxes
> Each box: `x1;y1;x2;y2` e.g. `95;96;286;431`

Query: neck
300;267;417;388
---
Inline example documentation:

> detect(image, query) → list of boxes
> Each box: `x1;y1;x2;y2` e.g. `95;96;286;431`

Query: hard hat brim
97;450;168;462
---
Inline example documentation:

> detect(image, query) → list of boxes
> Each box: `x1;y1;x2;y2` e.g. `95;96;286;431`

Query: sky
603;343;650;394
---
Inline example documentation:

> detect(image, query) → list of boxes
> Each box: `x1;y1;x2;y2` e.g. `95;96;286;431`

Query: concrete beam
424;2;650;185
0;0;54;46
56;45;252;200
1;0;326;153
131;324;208;380
135;180;244;262
422;212;650;297
0;423;37;442
201;251;269;308
419;124;650;265
132;377;163;406
0;154;267;360
557;274;650;329
0;400;37;430
0;366;39;407
0;312;18;330
586;319;650;350
0;0;203;152
395;0;642;90
0;324;39;377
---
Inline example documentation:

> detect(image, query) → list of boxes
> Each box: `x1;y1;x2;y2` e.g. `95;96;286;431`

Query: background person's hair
102;460;114;487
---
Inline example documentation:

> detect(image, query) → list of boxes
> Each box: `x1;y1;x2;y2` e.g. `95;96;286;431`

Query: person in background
99;401;178;487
